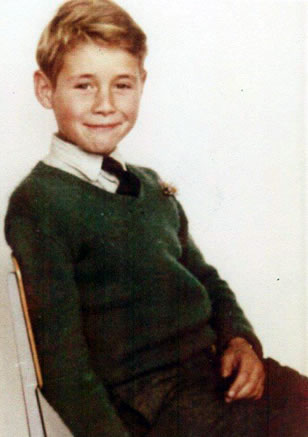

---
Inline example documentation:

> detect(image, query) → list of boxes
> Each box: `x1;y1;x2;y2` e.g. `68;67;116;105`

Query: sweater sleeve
176;200;263;358
5;214;130;437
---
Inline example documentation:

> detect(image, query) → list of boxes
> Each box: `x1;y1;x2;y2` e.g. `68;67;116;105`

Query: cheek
116;94;141;119
125;98;141;120
55;96;86;124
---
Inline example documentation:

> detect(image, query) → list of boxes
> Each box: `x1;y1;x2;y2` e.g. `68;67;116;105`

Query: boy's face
35;42;146;155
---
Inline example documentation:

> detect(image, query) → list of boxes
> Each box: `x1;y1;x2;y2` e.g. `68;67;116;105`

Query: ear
141;69;147;85
140;69;147;94
33;70;54;109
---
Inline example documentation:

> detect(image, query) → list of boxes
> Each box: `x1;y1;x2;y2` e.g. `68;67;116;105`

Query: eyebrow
67;74;94;82
116;74;137;81
68;73;137;82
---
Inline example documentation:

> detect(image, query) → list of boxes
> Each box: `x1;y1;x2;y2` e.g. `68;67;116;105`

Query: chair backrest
12;256;43;389
8;256;73;437
8;256;46;437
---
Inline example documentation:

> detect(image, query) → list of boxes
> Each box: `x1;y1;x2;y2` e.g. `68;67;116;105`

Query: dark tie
102;156;140;197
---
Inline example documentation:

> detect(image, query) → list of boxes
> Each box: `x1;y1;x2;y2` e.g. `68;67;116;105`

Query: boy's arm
6;215;130;437
175;199;266;401
176;200;263;359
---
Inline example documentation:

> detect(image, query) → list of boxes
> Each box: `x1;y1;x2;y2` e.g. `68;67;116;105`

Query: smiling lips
84;122;121;130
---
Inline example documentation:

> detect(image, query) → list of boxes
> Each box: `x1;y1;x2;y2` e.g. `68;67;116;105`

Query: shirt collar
49;135;126;182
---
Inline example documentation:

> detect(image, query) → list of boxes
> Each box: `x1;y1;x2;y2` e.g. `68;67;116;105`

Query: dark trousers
113;351;308;437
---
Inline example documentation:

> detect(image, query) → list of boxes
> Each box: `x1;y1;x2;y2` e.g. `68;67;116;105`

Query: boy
5;0;308;436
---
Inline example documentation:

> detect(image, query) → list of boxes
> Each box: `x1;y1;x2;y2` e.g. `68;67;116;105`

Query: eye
74;83;93;90
115;82;132;90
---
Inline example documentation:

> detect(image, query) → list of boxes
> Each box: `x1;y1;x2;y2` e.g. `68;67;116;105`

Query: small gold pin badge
160;181;177;196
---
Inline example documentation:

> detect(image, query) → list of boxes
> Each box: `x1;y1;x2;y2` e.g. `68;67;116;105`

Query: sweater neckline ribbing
36;161;145;202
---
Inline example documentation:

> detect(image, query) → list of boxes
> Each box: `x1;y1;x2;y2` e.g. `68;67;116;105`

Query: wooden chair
8;256;73;437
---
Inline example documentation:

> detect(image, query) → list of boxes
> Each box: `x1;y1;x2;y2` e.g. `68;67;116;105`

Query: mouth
84;123;121;130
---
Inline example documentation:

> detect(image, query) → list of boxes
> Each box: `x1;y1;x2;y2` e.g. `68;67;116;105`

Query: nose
92;86;115;115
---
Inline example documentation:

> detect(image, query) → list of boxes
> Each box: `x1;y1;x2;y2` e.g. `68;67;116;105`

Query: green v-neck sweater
5;162;262;436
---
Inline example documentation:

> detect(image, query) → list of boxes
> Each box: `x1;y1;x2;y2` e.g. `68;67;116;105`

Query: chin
81;142;117;155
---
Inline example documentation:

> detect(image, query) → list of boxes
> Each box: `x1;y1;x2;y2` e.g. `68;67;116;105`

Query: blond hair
36;0;147;85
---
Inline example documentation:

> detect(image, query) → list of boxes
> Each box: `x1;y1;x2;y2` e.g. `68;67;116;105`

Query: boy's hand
221;337;265;403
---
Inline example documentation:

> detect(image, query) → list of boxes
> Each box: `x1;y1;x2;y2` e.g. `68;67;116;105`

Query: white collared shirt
43;135;127;193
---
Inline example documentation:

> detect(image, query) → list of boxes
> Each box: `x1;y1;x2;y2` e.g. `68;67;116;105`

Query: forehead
59;42;141;79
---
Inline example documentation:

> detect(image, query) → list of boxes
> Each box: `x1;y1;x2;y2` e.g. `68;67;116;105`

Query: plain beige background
1;0;307;435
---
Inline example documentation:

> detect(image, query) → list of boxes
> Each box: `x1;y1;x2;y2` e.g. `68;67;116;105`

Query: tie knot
102;156;140;197
102;156;126;178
